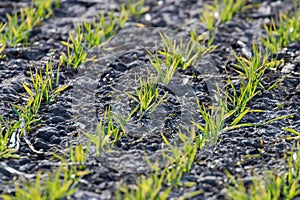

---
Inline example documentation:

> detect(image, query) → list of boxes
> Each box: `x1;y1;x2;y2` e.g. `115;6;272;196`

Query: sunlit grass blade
284;127;300;140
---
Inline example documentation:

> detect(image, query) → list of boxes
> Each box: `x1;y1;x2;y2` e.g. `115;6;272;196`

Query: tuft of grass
21;61;68;111
212;45;286;136
261;10;300;53
161;128;201;186
193;84;258;146
116;164;202;200
78;11;128;49
13;99;41;135
190;29;216;48
158;33;202;71
123;0;149;19
116;127;203;199
32;0;53;23
147;50;179;85
60;31;89;69
84;108;126;156
116;168;172;200
32;61;67;103
0;0;55;47
226;143;300;200
126;73;167;119
0;119;20;160
200;0;245;32
147;33;215;84
13;60;68;134
1;166;81;200
95;10;128;44
79;19;104;49
193;101;226;145
3;9;30;46
54;142;89;173
218;0;245;23
200;6;215;33
224;44;282;117
61;10;128;69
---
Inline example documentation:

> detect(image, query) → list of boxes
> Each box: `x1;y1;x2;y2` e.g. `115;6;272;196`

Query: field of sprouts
0;0;300;199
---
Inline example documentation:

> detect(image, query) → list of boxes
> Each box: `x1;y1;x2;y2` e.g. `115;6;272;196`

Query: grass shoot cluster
84;109;126;156
60;0;147;69
0;0;55;47
261;10;300;53
14;60;68;133
200;0;245;32
116;127;204;199
226;143;300;200
225;45;282;117
126;74;167;119
147;33;216;84
1;0;299;199
1;166;83;200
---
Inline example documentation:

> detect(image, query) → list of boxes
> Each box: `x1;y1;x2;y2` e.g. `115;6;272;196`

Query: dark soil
0;0;299;199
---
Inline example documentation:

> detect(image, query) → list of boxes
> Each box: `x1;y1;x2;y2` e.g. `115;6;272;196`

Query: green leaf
160;187;172;200
53;85;69;95
22;83;34;96
284;127;300;136
61;41;72;49
231;108;250;126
